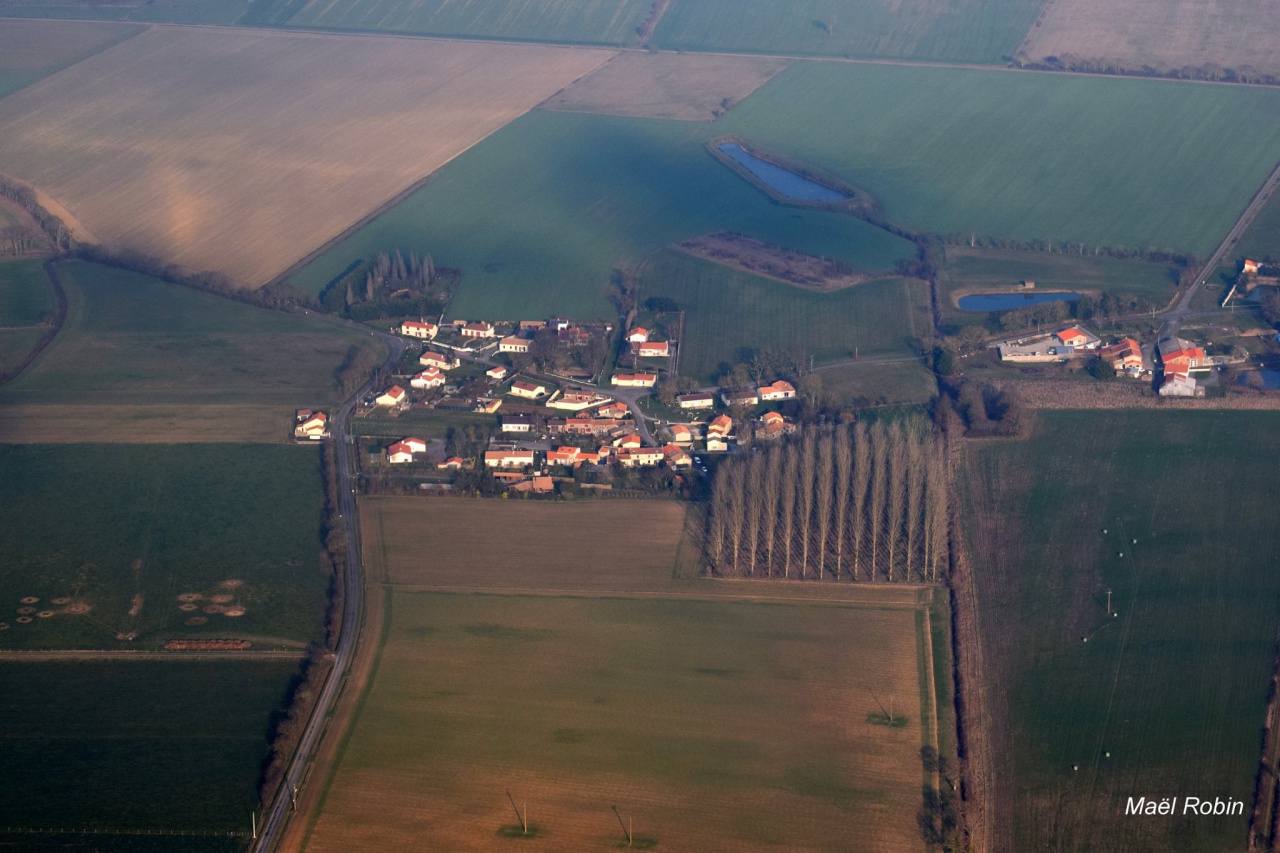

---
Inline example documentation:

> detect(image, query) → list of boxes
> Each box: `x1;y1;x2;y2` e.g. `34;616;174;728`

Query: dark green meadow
0;658;301;850
0;259;55;327
0;261;382;407
0;444;329;649
962;410;1280;851
638;250;931;381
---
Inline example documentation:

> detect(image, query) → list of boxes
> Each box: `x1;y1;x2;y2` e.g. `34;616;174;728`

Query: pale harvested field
541;51;789;121
1018;0;1280;77
0;28;611;286
0;404;295;443
303;590;929;853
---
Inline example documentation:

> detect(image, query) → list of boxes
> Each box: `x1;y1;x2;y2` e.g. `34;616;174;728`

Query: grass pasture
0;18;141;98
304;586;934;852
245;0;651;45
0;0;255;24
639;250;931;381
1233;184;1280;267
961;410;1280;851
717;62;1280;258
652;0;1045;62
0;259;54;327
1017;0;1280;79
0;658;300;850
0;27;610;286
540;52;790;121
0;444;329;649
291;109;915;320
816;358;937;408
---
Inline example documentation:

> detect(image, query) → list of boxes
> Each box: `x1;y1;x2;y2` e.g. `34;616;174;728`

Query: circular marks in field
0;622;9;630
223;607;245;618
51;597;70;606
16;607;35;616
19;597;38;605
36;611;54;619
178;603;199;612
219;579;243;588
178;593;203;603
65;603;91;615
16;617;33;624
203;605;225;615
210;594;233;604
184;616;208;626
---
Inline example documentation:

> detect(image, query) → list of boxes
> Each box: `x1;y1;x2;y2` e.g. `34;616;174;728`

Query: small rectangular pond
957;291;1081;312
716;142;847;203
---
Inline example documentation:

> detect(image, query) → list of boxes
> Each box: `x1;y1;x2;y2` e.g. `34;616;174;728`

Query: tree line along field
639;251;930;381
0;658;301;851
652;0;1046;63
0;261;382;443
243;0;652;46
0;18;141;98
0;26;611;286
0;444;330;649
961;410;1280;851
302;589;934;852
292;109;915;320
716;61;1280;259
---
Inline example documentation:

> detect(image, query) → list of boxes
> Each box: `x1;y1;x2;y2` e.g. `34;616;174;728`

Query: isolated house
399;320;437;339
1244;259;1261;276
1055;327;1090;348
436;456;464;470
758;380;796;401
375;385;406;407
1159;338;1207;374
386;437;425;464
473;397;503;413
627;327;649;344
295;410;328;438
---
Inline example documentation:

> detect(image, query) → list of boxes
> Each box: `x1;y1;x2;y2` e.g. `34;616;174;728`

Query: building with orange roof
399;320;437;339
375;385;407;407
707;414;733;437
758;379;796;401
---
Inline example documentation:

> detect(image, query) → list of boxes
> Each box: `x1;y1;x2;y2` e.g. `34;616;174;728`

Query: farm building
294;410;328;439
721;387;760;407
510;380;550;399
484;449;535;469
399;320;437;339
508;476;555;494
758;380;796;401
499;336;529;353
419;350;459;370
1055;327;1099;349
461;321;495;338
473;398;503;413
1159;337;1208;374
375;386;407;408
612;373;657;387
636;340;670;358
501;415;534;433
1099;338;1143;376
410;368;446;390
627;327;649;343
1244;259;1261;276
677;392;714;409
1159;374;1200;397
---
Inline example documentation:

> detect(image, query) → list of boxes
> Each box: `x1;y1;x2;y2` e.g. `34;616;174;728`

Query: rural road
252;323;406;853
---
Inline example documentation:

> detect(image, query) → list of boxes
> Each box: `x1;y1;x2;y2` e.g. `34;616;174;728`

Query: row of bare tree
706;420;949;582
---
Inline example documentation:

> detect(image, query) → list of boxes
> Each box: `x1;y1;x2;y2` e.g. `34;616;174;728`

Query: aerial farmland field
718;61;1280;258
653;0;1045;62
0;259;54;327
638;250;931;381
244;0;652;45
0;0;256;24
0;658;300;851
291;110;915;320
0;18;141;97
0;443;330;649
0;27;611;286
0;261;381;442
1017;0;1280;79
961;410;1280;851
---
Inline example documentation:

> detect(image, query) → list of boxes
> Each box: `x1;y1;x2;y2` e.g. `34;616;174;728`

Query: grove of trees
706;419;949;582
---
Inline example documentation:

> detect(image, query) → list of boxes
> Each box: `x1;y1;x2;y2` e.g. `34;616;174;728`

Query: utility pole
1106;588;1112;616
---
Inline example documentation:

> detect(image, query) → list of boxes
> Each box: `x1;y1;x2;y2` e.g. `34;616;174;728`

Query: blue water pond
957;291;1082;312
717;143;847;203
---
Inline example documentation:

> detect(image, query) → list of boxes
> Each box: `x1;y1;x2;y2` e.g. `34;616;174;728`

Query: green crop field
0;658;300;851
0;0;253;24
716;62;1280;258
0;259;54;327
815;358;937;408
0;19;141;97
653;0;1044;62
0;444;329;649
639;250;930;381
961;410;1280;851
303;589;935;852
289;110;915;320
0;261;381;407
243;0;650;45
1233;189;1280;266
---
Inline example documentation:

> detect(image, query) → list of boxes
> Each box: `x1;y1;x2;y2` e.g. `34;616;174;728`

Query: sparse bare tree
832;426;852;580
814;430;834;580
796;428;816;579
779;443;798;579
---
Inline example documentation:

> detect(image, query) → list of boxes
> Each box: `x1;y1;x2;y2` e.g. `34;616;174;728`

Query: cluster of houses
398;316;615;360
1156;337;1209;397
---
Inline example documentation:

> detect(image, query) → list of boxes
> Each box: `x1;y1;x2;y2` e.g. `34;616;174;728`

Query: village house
557;327;591;347
1099;338;1143;376
399;320;437;339
706;436;730;452
548;391;610;411
499;336;529;353
460;321;495;339
547;446;582;466
677;392;714;409
375;385;407;408
614;434;643;450
519;320;547;332
596;401;630;419
668;424;693;445
410;367;446;390
757;411;795;440
1244;259;1261;276
1055;327;1099;349
707;414;733;438
758;380;796;401
721;387;759;407
419;350;459;370
484;448;535;469
509;379;550;400
615;448;665;468
508;476;555;494
635;340;670;358
294;409;328;439
501;414;534;434
436;456;464;471
548;416;635;436
612;372;657;388
1159;337;1208;374
386;437;427;464
661;444;692;468
627;327;649;344
473;397;503;414
486;366;508;381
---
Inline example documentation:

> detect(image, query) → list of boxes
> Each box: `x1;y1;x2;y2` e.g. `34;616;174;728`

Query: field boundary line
0;650;306;661
0;257;67;387
387;582;930;608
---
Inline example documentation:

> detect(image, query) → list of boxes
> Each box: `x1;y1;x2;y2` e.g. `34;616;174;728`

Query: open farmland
0;28;611;286
541;52;790;121
716;61;1280;258
1017;0;1280;79
244;0;651;45
0;443;329;649
0;657;300;851
0;261;381;441
1232;184;1280;266
302;587;935;852
639;250;931;381
816;359;937;408
0;18;141;97
0;259;54;327
961;410;1280;851
653;0;1044;62
0;0;255;24
292;109;915;319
